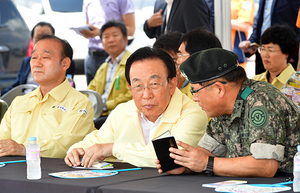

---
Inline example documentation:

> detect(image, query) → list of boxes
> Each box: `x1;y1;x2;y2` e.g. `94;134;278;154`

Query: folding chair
79;90;103;120
1;84;38;106
0;99;8;123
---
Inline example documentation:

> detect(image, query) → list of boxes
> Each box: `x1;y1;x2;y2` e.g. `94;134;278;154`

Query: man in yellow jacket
0;35;95;158
65;47;208;168
87;20;132;127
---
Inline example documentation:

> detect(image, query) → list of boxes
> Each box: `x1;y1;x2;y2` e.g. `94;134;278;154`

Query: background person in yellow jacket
252;25;297;90
65;47;208;168
87;20;132;128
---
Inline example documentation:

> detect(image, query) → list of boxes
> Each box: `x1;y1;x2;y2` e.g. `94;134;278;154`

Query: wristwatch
202;156;214;176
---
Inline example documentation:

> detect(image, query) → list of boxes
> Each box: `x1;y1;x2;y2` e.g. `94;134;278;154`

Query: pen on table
282;181;293;185
0;160;26;164
113;168;142;172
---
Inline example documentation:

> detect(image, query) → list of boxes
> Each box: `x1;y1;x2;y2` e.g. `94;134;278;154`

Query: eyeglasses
258;47;281;54
130;79;168;93
177;53;190;58
190;81;227;94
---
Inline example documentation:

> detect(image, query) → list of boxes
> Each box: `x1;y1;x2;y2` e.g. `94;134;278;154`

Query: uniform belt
88;49;107;56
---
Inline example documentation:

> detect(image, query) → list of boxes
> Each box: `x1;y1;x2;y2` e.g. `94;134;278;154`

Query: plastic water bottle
294;145;300;191
26;137;41;180
67;74;74;88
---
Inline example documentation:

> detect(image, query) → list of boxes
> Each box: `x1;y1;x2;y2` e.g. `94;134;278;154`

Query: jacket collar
28;78;72;102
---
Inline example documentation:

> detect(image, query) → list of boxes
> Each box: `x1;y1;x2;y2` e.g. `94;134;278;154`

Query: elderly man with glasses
65;47;208;168
156;48;300;177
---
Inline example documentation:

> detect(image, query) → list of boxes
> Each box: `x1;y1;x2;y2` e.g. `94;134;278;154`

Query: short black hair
201;66;246;87
261;24;297;61
180;28;222;55
100;20;127;39
38;35;73;61
125;47;176;85
153;31;183;54
220;66;246;84
31;22;55;38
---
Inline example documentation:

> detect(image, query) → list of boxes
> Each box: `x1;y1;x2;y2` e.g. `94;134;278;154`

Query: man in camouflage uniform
156;48;300;177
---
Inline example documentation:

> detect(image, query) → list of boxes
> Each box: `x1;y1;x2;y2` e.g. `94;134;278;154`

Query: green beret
180;48;239;83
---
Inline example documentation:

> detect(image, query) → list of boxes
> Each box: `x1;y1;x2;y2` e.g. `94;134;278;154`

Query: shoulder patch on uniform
250;106;268;128
241;87;253;100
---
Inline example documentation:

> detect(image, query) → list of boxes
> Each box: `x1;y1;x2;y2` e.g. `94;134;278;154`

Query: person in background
81;0;135;85
143;0;211;39
239;0;300;74
1;22;75;95
87;20;132;128
176;28;222;98
65;47;208;168
152;31;187;96
231;0;255;68
0;35;95;158
152;31;182;64
252;25;297;90
156;48;300;177
1;22;75;96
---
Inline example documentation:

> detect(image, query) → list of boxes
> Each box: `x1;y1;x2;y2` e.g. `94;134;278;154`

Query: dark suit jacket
247;0;300;74
143;0;211;38
204;0;215;33
249;0;300;43
1;57;76;95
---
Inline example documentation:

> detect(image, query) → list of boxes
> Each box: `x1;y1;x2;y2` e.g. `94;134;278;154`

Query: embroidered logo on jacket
56;105;67;112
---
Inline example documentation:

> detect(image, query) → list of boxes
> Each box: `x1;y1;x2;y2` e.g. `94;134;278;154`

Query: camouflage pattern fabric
203;78;300;173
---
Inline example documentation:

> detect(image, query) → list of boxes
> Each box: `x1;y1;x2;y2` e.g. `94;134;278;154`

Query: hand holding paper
70;25;99;38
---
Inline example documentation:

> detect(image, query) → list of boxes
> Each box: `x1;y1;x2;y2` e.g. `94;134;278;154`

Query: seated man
87;20;132;127
0;35;95;158
157;48;300;177
1;22;75;95
65;47;208;168
176;28;222;98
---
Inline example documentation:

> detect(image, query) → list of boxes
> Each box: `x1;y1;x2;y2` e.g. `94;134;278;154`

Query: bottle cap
298;145;300;152
28;137;37;141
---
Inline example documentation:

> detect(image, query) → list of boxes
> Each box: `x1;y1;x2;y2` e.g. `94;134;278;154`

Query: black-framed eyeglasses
190;81;227;94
